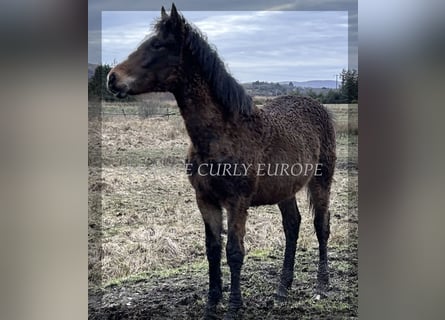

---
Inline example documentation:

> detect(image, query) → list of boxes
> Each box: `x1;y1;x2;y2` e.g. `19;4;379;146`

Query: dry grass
325;104;358;136
89;104;358;285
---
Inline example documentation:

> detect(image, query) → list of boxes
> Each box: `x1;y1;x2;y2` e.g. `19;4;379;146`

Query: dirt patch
89;244;357;319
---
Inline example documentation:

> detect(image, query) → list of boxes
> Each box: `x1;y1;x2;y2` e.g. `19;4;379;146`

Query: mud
89;245;357;319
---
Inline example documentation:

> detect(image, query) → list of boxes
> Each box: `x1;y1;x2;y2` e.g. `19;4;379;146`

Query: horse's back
262;95;333;129
259;94;336;172
262;95;335;148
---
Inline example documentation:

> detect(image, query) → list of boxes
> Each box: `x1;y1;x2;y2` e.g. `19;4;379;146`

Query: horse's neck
174;79;220;122
172;79;261;156
173;81;225;150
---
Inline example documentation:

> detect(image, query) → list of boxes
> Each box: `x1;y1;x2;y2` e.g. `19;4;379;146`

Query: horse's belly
250;174;310;206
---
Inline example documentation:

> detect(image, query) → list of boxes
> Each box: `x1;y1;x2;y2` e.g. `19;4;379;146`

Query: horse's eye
151;41;164;50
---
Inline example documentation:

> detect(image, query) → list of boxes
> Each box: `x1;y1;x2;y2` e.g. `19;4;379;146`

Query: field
88;101;358;319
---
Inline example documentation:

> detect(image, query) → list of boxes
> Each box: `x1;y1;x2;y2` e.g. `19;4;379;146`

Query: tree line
88;64;135;102
249;69;358;104
308;69;358;104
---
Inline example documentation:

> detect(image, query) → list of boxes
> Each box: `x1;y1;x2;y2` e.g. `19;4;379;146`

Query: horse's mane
155;14;253;116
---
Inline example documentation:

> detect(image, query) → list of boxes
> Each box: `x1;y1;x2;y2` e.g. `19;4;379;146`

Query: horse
107;4;336;319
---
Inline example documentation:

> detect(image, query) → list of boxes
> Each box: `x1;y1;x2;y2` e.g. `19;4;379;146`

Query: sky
100;10;348;83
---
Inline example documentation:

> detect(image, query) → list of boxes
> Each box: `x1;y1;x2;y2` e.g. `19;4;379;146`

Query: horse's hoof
313;284;331;300
203;308;219;320
274;293;287;303
223;309;240;320
274;284;289;302
316;279;329;293
203;314;220;320
203;303;219;320
223;303;243;320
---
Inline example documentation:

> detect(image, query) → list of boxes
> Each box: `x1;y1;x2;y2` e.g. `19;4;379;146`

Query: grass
89;102;358;287
103;259;209;288
325;104;358;137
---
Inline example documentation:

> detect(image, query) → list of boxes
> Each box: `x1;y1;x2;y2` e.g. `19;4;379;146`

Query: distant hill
278;80;337;89
88;63;99;79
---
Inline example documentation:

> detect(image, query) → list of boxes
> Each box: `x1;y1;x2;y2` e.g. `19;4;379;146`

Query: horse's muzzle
107;71;128;98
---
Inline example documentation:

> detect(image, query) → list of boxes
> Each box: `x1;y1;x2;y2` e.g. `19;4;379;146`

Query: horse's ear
170;3;181;25
171;3;178;16
161;6;168;19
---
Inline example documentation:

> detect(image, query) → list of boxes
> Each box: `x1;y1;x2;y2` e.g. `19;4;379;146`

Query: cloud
99;10;349;82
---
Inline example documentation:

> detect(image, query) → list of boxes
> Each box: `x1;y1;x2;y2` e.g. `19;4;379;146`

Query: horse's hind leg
308;170;334;293
276;196;301;300
196;194;223;319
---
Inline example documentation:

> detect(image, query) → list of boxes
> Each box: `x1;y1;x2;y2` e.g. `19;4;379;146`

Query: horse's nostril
108;72;116;85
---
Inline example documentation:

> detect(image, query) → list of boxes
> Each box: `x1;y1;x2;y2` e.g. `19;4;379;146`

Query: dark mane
155;15;253;116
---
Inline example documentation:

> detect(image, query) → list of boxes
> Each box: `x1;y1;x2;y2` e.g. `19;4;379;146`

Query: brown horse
107;4;336;319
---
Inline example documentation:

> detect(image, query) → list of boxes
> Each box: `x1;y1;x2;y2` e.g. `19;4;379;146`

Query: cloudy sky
100;10;348;83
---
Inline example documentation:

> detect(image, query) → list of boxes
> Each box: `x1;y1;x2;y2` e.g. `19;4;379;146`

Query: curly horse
107;4;336;319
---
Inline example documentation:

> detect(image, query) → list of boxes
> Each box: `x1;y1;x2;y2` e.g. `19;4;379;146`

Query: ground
88;102;358;319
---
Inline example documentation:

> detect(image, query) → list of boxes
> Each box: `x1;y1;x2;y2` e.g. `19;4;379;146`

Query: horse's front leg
224;201;248;320
196;194;223;319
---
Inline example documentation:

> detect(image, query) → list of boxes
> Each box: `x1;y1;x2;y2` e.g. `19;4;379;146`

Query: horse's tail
307;105;336;214
306;103;335;289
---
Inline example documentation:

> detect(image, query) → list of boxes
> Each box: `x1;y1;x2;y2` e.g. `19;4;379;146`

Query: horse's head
107;4;185;98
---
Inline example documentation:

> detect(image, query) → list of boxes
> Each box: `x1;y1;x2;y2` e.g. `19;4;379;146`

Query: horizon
88;62;338;84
